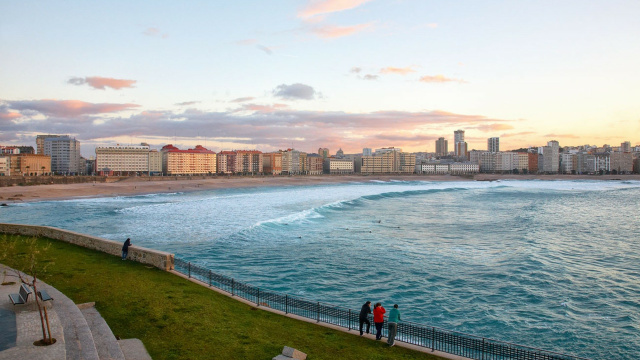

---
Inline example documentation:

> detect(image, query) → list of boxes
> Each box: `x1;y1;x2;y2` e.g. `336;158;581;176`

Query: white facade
420;163;479;174
323;158;354;174
95;145;150;174
44;136;81;174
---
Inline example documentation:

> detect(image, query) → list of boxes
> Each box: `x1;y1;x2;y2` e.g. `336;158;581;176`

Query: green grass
1;235;445;360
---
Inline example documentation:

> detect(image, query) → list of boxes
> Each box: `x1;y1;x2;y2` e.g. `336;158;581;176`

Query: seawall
0;223;174;271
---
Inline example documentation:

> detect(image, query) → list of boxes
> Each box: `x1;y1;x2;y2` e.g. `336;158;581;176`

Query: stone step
117;339;152;360
79;303;125;360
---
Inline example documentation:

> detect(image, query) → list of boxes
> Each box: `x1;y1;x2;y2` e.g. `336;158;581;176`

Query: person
359;301;372;336
387;304;401;346
122;238;131;260
373;302;386;340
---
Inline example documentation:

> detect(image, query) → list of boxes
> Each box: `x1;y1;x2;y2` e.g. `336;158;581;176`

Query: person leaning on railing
387;304;401;347
373;302;386;340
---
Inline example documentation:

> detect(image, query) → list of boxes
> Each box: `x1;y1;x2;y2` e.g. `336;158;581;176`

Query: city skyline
1;1;639;155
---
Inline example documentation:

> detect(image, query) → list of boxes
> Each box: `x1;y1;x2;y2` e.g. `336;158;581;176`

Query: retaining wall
0;223;174;271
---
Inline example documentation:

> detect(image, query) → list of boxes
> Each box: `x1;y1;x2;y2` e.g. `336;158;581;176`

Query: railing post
481;338;485;360
208;270;212;287
188;262;191;278
257;288;260;306
317;302;320;323
231;279;235;296
431;327;435;352
348;309;351;330
285;295;288;314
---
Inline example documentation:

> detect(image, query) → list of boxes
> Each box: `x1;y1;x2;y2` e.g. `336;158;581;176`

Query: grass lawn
1;235;446;360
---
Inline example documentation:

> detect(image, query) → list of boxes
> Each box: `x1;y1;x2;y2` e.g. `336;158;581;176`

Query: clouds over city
0;98;514;151
68;76;137;90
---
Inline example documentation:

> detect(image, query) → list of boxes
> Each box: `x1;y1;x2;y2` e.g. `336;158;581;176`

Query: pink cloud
474;124;515;132
230;97;256;103
0;110;21;121
143;27;169;38
419;74;466;83
239;103;289;113
544;133;581;139
68;76;137;90
380;66;417;75
311;23;372;38
6;100;140;117
299;0;373;19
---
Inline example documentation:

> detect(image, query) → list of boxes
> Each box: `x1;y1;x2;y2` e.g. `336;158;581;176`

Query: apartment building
263;152;283;175
161;144;216;175
3;154;51;175
149;150;162;174
235;150;263;174
281;149;301;175
306;153;323;175
95;145;150;175
610;152;633;173
0;157;9;176
43;136;82;174
435;137;448;157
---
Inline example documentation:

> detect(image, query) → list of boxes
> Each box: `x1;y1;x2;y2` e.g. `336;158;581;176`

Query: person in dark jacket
122;238;131;260
359;301;372;336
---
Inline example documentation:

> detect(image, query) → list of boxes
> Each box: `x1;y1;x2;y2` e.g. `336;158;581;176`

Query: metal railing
174;258;589;360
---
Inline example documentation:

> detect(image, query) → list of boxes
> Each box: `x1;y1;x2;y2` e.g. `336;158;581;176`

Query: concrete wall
0;223;174;271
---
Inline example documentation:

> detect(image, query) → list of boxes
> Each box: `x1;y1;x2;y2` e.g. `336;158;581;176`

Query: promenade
0;265;151;360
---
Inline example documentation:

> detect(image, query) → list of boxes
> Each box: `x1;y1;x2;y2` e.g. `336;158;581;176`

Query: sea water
2;180;639;359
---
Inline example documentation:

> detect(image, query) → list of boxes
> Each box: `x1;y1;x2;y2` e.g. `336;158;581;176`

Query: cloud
544;133;581;139
235;103;290;113
68;76;137;90
426;23;438;28
350;67;362;73
500;131;536;138
230;97;256;103
311;23;372;38
298;0;373;19
5;99;140;117
363;74;379;80
474;124;515;132
273;83;318;100
257;45;273;55
419;75;466;84
175;101;200;106
143;27;169;38
380;66;417;75
0;105;22;121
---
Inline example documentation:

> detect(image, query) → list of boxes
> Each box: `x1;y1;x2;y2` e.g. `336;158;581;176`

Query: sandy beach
1;174;639;204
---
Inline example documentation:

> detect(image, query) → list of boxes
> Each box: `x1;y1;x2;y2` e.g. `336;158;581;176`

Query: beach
1;174;639;203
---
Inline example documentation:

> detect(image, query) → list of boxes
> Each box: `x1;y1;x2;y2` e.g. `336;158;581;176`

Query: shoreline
1;174;639;204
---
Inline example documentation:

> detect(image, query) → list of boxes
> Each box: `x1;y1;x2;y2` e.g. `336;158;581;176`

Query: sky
1;0;640;157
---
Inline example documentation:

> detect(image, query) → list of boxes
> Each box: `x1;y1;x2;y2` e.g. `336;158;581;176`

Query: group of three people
359;301;402;346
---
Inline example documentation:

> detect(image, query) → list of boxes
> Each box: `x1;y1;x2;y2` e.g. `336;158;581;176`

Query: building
43;136;82;174
360;148;414;174
263;152;283;175
0;157;9;176
323;158;354;174
488;137;500;152
299;152;308;174
235;150;263;174
36;134;64;155
335;148;344;158
528;152;539;173
217;151;235;174
541;140;559;173
449;162;480;174
95;144;150;176
516;152;529;172
454;130;467;157
149;151;162;175
560;153;577;174
5;154;51;176
610;152;633;173
435;137;448;157
362;148;372;156
306;153;323;175
161;144;216;175
620;141;631;153
281;149;301;175
318;148;329;159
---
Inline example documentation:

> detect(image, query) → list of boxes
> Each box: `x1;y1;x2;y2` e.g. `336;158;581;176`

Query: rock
273;356;293;360
282;346;307;360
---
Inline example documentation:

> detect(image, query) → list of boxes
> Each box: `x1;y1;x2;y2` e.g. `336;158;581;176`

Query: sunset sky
1;0;639;157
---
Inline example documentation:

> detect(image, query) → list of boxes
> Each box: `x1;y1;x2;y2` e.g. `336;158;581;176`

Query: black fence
174;258;589;360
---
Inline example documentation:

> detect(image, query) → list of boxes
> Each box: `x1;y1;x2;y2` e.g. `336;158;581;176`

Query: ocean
2;179;639;359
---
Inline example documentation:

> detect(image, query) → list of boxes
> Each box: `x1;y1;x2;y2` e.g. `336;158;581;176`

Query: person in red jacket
373;302;386;340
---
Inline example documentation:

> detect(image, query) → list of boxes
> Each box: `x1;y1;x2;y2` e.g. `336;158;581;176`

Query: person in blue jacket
387;304;401;346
